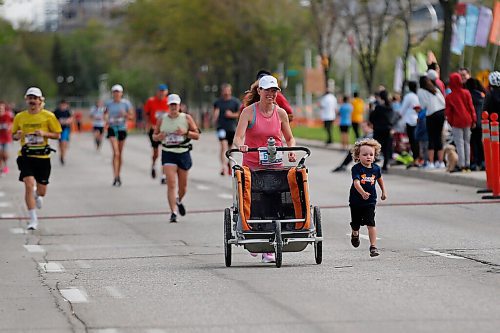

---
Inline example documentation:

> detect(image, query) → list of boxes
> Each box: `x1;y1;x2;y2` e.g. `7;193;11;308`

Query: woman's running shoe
261;253;275;263
170;213;177;223
176;198;186;216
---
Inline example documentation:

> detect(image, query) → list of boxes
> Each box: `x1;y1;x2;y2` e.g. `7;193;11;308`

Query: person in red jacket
445;72;476;172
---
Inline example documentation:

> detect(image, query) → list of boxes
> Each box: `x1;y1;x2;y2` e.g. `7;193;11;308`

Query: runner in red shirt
0;101;13;175
144;84;169;183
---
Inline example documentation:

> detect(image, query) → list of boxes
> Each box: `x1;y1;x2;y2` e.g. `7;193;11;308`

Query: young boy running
349;138;387;257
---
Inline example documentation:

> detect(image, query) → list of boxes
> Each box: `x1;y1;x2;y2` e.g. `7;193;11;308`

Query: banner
489;1;500;45
465;4;479;46
416;52;428;74
406;55;417;81
475;6;493;47
452;16;467;55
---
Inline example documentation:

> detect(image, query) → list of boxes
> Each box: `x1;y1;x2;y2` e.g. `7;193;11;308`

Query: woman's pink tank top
243;103;283;169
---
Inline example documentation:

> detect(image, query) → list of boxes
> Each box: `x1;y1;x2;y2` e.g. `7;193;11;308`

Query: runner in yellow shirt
351;92;365;139
12;87;62;230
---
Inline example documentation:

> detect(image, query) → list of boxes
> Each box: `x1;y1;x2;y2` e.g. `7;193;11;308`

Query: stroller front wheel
313;206;323;264
224;208;232;267
274;221;283;268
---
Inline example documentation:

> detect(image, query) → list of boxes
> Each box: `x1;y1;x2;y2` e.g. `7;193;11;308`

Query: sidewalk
296;138;487;189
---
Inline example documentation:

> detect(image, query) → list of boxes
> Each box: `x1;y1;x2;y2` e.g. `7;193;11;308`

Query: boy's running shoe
369;246;379;257
351;232;360;248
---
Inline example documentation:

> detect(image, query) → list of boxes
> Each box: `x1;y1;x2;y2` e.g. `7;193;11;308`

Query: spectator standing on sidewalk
319;88;337;145
445;72;476;172
12;87;62;230
351;92;365;138
369;90;394;171
338;95;353;150
483;71;500;119
399;81;420;166
144;84;169;184
0;101;14;175
464;78;486;170
418;75;446;169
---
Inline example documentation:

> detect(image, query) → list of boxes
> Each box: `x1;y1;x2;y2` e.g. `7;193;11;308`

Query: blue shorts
161;150;192;170
0;143;10;151
60;127;71;142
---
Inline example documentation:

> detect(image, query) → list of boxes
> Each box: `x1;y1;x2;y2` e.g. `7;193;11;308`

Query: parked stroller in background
224;139;323;268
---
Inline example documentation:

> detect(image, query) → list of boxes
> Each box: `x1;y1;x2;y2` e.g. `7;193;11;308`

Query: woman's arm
279;108;295;147
186;114;200;140
233;107;252;151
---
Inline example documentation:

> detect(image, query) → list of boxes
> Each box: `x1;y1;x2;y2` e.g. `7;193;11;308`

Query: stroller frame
224;146;323;268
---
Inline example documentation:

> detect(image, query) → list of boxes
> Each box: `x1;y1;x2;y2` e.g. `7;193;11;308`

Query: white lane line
39;262;65;273
1;213;15;218
196;185;210;191
420;249;465;260
0;191;5;197
346;233;380;240
0;202;11;208
60;288;88;303
95;329;119;333
105;286;125;299
146;329;166;333
10;228;27;234
76;260;92;269
23;245;45;253
217;193;232;199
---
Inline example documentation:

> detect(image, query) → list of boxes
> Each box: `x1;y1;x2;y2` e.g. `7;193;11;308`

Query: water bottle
267;137;277;162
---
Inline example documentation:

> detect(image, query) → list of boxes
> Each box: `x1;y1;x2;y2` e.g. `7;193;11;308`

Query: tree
439;0;458;81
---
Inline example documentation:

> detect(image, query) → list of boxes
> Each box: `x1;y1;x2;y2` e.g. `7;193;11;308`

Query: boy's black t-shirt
349;162;381;207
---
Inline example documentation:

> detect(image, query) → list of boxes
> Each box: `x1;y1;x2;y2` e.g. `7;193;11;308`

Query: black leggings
406;124;419;159
373;129;392;169
426;110;445;151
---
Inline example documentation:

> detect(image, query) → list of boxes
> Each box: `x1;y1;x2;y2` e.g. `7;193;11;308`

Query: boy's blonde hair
351;138;381;162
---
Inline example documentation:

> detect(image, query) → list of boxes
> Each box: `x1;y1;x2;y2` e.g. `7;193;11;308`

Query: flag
489;1;500;45
393;57;403;93
465;4;480;46
416;52;427;74
475;6;493;47
452;16;466;55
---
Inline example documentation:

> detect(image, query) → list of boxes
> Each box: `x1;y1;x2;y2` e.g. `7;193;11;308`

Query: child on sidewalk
349;138;387;257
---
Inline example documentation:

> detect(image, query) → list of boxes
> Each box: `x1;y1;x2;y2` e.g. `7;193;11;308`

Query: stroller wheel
274;221;283;268
224;208;232;267
313;206;323;264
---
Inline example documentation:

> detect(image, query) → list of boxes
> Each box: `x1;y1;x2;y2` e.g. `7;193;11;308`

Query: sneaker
26;220;38;230
160;175;167;184
176;199;186;216
424;162;435;170
369;246;379;257
151;168;156;179
249;252;259;257
261;253;275;263
436;161;446;169
170;212;177;223
34;190;43;209
112;177;122;187
2;166;8;174
351;232;360;248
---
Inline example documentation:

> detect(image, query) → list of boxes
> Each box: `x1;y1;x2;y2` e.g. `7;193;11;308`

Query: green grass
292;126;357;143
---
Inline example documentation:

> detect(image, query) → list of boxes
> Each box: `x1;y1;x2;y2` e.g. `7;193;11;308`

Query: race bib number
164;133;185;145
110;117;124;125
258;147;283;166
25;133;44;146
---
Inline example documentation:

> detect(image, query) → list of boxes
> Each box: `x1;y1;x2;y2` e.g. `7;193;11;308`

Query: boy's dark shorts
350;205;376;230
107;127;127;141
161;150;192;171
17;156;51;185
93;126;104;134
148;128;161;148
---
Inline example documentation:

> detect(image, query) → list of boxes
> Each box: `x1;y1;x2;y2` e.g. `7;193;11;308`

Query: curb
296;138;487;189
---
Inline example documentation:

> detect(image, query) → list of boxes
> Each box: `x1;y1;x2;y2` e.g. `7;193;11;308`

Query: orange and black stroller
224;143;323;268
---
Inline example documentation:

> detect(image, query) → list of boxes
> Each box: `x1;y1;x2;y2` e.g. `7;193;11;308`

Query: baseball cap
168;94;181;105
111;84;123;92
427;69;438;81
158;84;168;90
258;75;280;90
25;87;43;98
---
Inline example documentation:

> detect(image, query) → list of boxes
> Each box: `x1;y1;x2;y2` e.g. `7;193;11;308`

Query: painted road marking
23;245;45;253
0;192;5;197
39;262;65;273
146;330;167;333
76;260;92;269
10;228;27;234
95;329;119;333
217;193;232;200
420;249;465;260
346;233;380;240
0;202;12;208
105;286;124;299
196;185;210;191
60;288;88;303
1;213;16;218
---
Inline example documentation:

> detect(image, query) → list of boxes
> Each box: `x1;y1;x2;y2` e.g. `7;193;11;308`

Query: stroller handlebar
225;146;311;167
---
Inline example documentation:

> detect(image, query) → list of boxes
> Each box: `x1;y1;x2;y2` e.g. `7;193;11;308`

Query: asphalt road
0;132;499;333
